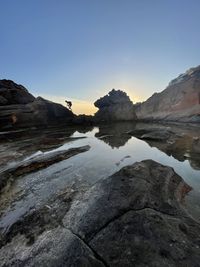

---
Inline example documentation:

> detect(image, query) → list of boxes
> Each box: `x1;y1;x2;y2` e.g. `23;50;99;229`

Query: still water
0;122;200;231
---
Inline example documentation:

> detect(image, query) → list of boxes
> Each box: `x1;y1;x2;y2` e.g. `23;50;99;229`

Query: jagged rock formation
1;160;200;266
0;80;74;129
94;89;137;122
135;66;200;122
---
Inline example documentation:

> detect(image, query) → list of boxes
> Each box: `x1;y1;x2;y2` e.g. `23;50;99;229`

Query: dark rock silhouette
0;79;35;105
135;66;200;122
94;89;137;122
0;80;74;129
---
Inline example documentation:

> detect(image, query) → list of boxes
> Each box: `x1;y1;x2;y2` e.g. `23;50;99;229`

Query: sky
1;0;200;114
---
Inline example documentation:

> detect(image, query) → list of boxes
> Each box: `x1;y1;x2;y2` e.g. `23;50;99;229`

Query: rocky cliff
94;89;137;122
0;80;74;129
135;66;200;122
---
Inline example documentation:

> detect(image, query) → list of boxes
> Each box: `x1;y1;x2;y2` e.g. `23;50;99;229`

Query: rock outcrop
0;79;35;105
135;66;200;122
94;89;137;122
1;160;200;266
0;80;74;129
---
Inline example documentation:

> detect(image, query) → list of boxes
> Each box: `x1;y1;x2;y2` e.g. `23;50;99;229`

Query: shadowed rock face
94;89;137;122
0;80;74;129
0;80;35;105
135;65;200;122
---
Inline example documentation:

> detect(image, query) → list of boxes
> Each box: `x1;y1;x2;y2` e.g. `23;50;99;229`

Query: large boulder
0;80;74;129
135;66;200;122
94;89;137;122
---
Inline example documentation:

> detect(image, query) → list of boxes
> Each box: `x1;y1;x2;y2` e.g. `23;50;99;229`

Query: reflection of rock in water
95;122;136;148
75;125;94;134
0;126;85;168
129;123;200;170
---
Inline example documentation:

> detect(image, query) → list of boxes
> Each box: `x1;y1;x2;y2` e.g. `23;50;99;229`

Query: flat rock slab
0;227;104;267
0;145;90;192
63;160;200;266
129;128;174;141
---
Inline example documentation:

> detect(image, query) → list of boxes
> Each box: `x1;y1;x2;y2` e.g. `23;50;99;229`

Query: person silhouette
65;100;72;110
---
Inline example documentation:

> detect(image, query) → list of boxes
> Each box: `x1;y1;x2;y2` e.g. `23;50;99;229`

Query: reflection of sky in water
55;127;200;190
1;125;200;230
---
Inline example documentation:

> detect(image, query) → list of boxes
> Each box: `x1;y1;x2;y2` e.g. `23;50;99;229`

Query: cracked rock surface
1;160;200;266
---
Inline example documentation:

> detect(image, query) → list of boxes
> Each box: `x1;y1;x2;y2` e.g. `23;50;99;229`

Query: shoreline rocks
1;160;200;266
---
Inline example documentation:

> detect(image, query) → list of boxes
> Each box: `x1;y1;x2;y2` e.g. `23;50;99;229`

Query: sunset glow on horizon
1;0;200;109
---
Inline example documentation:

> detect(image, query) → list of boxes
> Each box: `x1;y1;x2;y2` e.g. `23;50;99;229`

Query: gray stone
0;227;105;267
62;160;200;266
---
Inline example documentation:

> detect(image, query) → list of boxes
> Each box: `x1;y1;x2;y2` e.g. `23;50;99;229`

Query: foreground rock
0;145;90;192
94;89;137;122
135;65;200;122
0;228;104;267
0;80;74;130
1;160;200;266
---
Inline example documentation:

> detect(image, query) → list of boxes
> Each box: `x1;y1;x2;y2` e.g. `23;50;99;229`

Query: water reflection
0;122;200;229
94;122;200;170
95;122;135;148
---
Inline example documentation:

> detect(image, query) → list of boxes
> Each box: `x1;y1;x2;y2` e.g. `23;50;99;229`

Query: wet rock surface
94;89;137;122
1;160;200;266
0;227;105;267
0;145;90;193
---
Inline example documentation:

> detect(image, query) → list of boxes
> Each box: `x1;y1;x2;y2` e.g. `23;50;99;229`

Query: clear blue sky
1;0;200;113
